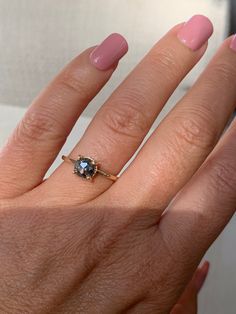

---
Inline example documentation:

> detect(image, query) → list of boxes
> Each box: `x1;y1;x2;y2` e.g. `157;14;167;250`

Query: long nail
177;15;213;51
90;33;128;71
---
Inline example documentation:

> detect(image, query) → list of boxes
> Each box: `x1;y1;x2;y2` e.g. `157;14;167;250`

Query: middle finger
45;15;212;203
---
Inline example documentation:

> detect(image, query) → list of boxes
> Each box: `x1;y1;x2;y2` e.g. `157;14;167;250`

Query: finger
162;114;236;260
0;33;128;198
177;261;209;304
114;34;236;210
45;16;212;203
171;261;209;314
192;260;209;292
171;303;196;314
171;304;185;314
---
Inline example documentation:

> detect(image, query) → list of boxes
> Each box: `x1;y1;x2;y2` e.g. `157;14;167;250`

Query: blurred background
0;1;235;313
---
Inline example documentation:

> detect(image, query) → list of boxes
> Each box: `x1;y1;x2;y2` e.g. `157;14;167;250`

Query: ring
62;155;118;182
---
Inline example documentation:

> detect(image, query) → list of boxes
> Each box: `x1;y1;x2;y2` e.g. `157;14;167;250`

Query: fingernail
202;260;210;271
177;15;213;51
195;261;210;291
230;34;236;52
90;33;128;71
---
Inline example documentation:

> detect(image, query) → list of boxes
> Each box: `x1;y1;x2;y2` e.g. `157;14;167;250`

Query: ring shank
62;155;76;164
96;169;118;181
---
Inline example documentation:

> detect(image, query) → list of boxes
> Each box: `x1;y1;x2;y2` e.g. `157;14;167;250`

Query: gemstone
74;157;97;180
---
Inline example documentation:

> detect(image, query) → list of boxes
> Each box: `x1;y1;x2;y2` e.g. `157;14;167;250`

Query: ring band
62;155;118;182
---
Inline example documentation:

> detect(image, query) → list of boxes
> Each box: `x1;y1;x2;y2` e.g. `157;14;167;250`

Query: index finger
0;34;128;198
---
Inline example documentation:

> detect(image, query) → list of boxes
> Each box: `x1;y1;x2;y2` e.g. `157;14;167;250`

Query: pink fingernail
195;261;210;291
177;15;213;51
90;33;128;71
230;34;236;52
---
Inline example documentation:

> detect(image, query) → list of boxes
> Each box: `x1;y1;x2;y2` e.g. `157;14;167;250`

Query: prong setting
73;156;98;180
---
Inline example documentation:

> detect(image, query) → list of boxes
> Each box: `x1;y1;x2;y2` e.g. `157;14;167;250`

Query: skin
171;261;209;314
0;22;235;313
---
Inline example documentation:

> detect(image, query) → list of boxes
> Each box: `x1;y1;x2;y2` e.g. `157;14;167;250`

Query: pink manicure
90;33;128;71
177;15;213;51
230;34;236;52
195;261;210;291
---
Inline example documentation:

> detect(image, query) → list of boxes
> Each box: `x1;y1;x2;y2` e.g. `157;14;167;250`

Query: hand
0;15;235;313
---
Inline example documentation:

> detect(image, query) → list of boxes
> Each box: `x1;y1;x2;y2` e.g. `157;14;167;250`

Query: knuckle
173;111;217;151
15;109;64;145
102;93;150;140
149;47;184;80
0;199;12;213
205;157;236;194
206;61;235;90
212;61;233;83
60;67;91;101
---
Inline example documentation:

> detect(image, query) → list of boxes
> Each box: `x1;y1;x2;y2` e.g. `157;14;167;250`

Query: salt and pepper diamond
73;156;98;180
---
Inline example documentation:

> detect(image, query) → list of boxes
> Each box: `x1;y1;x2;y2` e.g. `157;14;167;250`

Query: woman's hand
0;15;235;313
